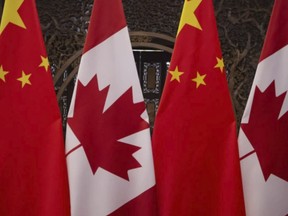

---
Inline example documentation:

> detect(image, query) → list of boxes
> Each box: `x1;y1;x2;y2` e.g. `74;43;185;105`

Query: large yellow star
214;57;225;73
0;65;9;82
169;66;184;82
0;0;26;35
17;71;31;88
39;56;50;72
177;0;203;35
192;72;206;88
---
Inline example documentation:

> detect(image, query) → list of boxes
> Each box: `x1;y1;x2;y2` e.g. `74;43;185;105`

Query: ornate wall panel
0;0;274;130
0;1;3;20
214;0;274;126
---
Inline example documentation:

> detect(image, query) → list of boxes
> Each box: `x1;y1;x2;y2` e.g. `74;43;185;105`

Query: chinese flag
238;0;288;215
65;0;157;215
0;0;70;215
152;0;245;215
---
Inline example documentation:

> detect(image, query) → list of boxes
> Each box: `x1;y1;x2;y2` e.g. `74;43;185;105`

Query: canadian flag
238;0;288;215
65;0;156;215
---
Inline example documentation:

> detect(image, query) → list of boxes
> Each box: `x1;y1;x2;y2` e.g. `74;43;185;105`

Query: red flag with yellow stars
0;0;70;215
152;0;246;215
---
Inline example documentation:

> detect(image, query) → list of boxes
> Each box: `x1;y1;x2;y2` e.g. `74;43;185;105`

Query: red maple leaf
241;81;288;182
68;75;149;180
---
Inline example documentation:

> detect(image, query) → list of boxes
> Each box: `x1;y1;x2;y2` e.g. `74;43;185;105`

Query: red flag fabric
0;0;70;215
65;0;157;215
238;0;288;215
152;0;245;215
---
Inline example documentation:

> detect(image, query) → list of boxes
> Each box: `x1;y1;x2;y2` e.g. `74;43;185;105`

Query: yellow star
169;66;184;82
17;71;31;88
0;65;9;82
214;57;225;73
0;0;26;35
177;0;203;35
39;56;50;72
192;72;206;88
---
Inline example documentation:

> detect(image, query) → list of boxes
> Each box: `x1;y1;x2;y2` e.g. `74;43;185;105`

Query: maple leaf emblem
241;81;288;182
68;75;149;180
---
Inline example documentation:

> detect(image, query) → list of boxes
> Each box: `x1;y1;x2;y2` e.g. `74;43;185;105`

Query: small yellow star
0;65;9;82
39;56;50;72
214;57;225;73
17;71;31;88
192;72;206;88
169;66;184;82
0;0;26;35
177;0;203;34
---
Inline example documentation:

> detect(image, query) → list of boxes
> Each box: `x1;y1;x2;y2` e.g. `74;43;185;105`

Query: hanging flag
0;0;70;215
238;0;288;215
65;0;157;215
152;0;245;215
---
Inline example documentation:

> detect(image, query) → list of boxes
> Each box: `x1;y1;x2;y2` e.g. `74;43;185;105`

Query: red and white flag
65;0;157;215
238;0;288;215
